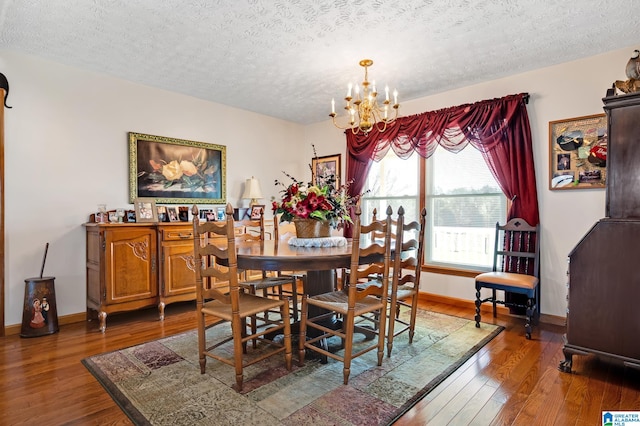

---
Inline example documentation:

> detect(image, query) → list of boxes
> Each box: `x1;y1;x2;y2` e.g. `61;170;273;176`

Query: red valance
346;92;539;228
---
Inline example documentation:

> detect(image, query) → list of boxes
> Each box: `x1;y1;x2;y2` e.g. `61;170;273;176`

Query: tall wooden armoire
559;91;640;373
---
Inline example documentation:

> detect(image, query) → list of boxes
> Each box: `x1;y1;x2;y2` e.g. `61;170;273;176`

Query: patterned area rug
82;310;502;425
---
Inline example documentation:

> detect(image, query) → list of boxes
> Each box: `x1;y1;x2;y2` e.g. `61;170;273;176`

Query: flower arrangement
272;169;358;228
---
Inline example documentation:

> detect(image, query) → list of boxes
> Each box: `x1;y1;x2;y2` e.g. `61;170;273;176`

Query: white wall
2;45;637;326
0;50;305;326
305;45;639;318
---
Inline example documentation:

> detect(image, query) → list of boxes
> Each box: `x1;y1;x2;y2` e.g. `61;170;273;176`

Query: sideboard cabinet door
86;224;158;332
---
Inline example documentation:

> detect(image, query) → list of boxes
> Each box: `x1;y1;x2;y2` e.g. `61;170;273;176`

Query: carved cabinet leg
98;311;107;333
158;301;166;321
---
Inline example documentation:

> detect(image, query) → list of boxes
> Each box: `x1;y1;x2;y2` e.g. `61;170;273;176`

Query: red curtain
346;93;539;235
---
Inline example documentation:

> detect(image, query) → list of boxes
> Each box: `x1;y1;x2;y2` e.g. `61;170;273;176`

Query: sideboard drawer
163;228;194;241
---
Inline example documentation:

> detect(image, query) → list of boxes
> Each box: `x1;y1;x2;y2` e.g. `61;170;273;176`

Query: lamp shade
242;176;263;204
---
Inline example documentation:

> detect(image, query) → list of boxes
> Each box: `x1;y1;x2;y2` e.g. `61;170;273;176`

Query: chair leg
249;286;258;348
343;310;355;385
377;304;387;367
387;293;398;357
280;302;293;370
197;308;206;374
231;316;245;391
290;278;299;322
525;298;534;339
298;295;307;366
474;286;482;328
408;292;419;343
492;289;497;317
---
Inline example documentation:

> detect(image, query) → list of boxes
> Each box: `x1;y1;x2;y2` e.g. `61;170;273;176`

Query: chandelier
330;59;399;134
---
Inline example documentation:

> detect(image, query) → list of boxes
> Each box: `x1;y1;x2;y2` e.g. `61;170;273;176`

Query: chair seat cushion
308;291;383;316
475;271;539;289
201;293;285;320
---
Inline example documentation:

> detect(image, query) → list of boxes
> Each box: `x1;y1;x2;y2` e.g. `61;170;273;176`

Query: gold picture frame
549;114;607;190
133;198;158;223
129;132;227;204
312;154;341;188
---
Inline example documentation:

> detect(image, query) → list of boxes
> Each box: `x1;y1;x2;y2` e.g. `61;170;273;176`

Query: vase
293;218;331;238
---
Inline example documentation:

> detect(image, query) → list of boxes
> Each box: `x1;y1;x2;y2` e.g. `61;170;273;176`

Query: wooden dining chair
358;206;426;356
235;210;298;346
299;204;393;384
192;204;292;391
386;206;426;356
474;218;540;339
272;216;305;321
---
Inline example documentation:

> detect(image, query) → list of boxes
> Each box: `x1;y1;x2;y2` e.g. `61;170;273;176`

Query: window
361;150;419;225
362;146;506;270
426;146;506;269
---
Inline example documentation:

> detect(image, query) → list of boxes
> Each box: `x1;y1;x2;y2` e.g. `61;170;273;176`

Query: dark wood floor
1;299;638;425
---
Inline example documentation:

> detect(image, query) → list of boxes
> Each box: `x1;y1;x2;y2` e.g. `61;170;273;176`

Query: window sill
421;264;482;278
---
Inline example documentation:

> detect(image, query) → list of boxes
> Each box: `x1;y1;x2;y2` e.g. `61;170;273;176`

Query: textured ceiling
0;0;638;124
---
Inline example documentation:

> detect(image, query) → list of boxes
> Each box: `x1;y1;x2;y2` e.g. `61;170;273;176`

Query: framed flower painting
128;132;227;204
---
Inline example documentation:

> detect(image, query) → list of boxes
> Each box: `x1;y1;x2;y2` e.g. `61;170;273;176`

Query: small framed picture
178;207;189;221
157;206;167;222
166;206;179;222
133;198;158;223
217;207;226;221
250;205;264;220
198;209;213;221
126;210;136;222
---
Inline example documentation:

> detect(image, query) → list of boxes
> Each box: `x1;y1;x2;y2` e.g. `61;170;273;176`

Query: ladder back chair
192;204;292;391
299;204;393;385
272;216;305;321
235;210;299;343
387;206;427;357
474;218;540;339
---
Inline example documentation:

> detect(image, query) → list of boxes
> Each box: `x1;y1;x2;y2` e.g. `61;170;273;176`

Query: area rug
82;310;502;425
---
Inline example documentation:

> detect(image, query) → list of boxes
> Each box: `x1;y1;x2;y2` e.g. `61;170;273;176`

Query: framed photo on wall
134;198;158;222
129;132;227;204
549;114;607;190
312;154;341;189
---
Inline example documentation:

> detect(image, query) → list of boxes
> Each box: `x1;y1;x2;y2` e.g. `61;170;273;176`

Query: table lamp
242;176;263;206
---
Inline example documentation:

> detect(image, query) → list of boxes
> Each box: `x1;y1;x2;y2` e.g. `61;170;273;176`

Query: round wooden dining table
235;239;352;297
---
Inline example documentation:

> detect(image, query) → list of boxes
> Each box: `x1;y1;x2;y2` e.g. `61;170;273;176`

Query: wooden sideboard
85;222;199;332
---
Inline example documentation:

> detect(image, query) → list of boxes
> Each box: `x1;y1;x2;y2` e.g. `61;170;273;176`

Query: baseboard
418;292;566;326
4;294;566;335
4;312;86;336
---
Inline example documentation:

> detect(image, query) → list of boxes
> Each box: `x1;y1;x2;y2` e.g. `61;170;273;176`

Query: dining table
235;239;352;317
234;238;379;357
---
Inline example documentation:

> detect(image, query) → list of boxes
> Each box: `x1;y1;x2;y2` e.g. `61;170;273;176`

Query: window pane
426;146;506;269
363;151;418;221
